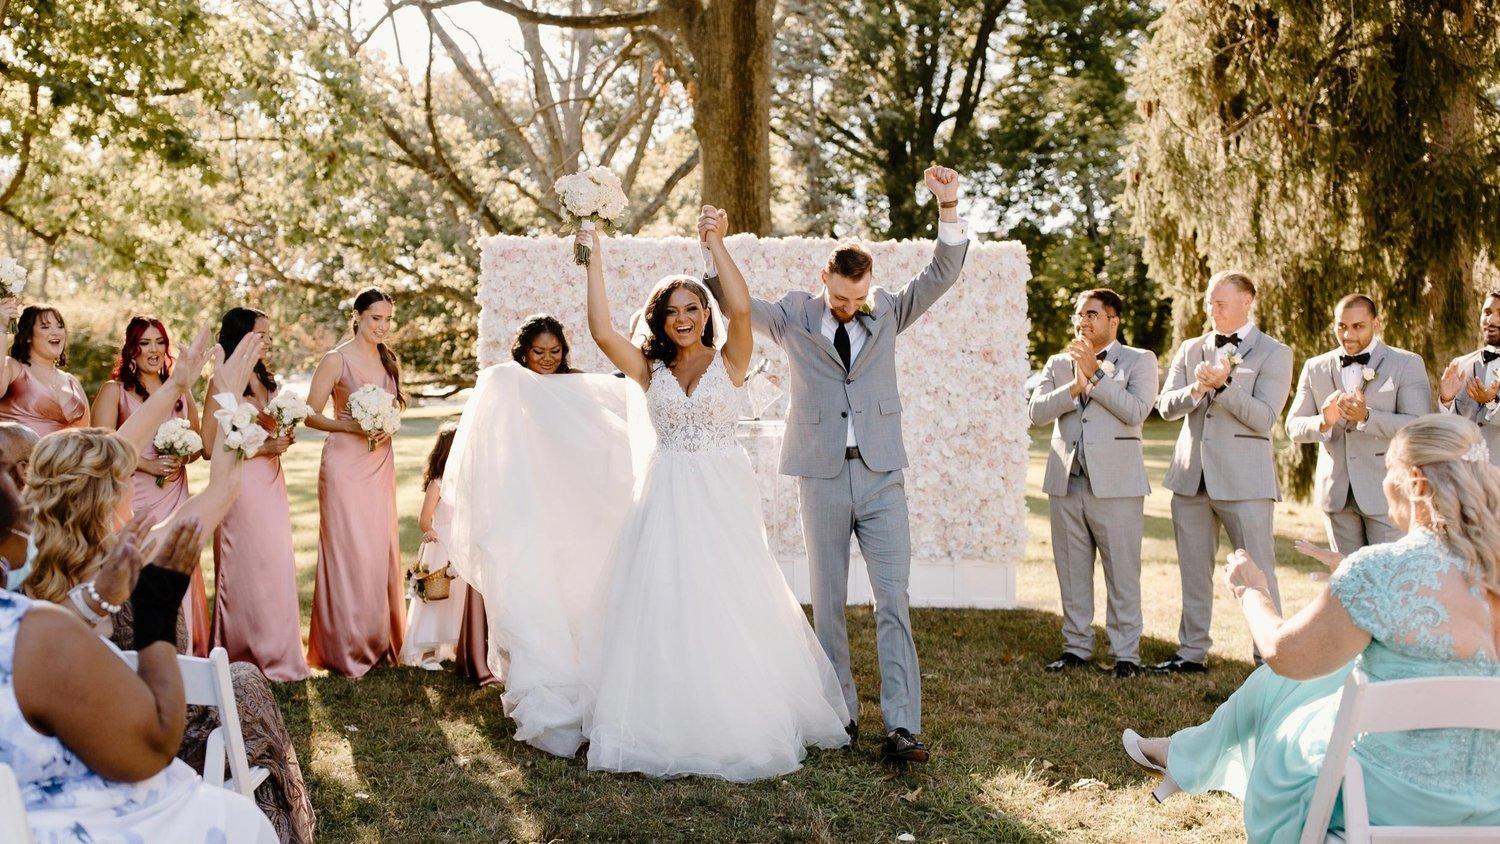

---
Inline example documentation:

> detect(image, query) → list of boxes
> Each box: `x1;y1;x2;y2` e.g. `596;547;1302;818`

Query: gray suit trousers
1170;491;1281;662
798;459;919;733
1326;504;1401;556
1049;472;1145;662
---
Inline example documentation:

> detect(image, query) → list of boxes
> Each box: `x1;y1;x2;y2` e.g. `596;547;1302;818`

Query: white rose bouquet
347;384;401;451
212;393;271;460
0;256;26;331
150;418;202;487
264;390;311;438
553;166;629;265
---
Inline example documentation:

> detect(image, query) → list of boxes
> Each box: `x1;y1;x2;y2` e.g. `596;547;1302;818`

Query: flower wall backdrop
478;233;1031;608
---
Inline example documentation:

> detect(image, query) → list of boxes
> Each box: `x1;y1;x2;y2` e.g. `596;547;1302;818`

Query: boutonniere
1361;366;1377;384
1098;360;1116;376
857;300;874;318
1226;352;1244;369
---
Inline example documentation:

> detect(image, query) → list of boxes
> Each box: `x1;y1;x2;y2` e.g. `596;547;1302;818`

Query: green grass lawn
211;411;1331;842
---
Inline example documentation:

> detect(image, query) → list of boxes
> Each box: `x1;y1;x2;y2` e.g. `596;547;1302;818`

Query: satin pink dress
117;387;210;657
212;389;311;682
306;354;404;677
0;365;88;436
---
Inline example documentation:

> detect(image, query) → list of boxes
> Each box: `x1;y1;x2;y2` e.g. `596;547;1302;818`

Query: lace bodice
647;354;740;454
1328;529;1499;792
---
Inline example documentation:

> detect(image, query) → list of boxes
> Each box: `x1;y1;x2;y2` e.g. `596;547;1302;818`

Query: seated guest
0;492;277;842
0;422;38;589
1123;414;1500;838
1437;289;1500;464
1286;294;1431;554
0;303;90;436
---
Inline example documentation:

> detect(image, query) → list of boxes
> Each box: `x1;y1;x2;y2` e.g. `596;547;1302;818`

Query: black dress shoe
1150;656;1207;674
881;728;930;764
845;720;858;743
1044;652;1091;673
1109;661;1143;679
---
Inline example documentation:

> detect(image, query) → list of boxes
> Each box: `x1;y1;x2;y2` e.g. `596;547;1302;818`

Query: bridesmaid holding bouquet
305;288;407;677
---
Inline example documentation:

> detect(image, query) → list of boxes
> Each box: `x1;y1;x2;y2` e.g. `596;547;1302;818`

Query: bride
575;208;850;780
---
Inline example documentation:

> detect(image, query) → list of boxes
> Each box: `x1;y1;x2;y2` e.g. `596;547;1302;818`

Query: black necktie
1484;348;1500;365
1339;352;1371;368
834;321;851;371
1214;333;1241;348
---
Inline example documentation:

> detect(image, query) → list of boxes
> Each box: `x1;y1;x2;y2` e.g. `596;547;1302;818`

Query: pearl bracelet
67;584;108;624
83;580;122;615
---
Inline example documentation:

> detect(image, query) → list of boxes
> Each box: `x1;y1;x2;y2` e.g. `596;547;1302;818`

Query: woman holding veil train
575;208;849;781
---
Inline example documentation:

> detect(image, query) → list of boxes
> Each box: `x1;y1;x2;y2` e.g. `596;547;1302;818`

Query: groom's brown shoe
881;728;929;764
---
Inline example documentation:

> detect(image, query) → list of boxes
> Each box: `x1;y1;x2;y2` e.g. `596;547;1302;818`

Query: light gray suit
1285;342;1431;553
1440;348;1500;465
1028;343;1158;663
1158;325;1293;662
704;237;968;733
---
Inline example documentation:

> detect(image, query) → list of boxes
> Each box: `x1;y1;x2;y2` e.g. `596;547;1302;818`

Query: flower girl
399;422;466;670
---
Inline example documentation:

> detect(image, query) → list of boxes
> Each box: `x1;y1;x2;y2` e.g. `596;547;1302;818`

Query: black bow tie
1095;350;1108;361
1339;352;1371;368
1484;348;1500;365
1214;333;1241;348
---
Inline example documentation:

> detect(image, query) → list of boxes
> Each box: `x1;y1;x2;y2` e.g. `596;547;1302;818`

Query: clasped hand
1193;359;1232;393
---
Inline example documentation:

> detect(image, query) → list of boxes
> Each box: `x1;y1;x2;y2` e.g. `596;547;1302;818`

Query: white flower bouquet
264;390;311;438
0;256;26;331
212;393;271;460
553;166;629;265
150;418;202;487
347;384;401;451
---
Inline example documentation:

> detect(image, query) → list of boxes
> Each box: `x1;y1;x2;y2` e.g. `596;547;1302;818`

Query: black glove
129;565;190;650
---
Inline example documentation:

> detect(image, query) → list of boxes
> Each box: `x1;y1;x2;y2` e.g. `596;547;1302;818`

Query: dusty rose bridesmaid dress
211;389;311;682
305;353;405;677
0;366;88;436
117;388;210;657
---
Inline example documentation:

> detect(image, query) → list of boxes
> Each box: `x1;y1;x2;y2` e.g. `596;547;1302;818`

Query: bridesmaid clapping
304;288;407;678
207;308;310;682
92;315;209;655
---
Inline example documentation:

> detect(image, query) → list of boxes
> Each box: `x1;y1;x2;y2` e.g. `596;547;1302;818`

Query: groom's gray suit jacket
705;238;969;478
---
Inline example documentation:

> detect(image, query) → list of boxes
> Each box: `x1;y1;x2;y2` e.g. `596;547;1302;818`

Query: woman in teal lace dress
1124;414;1500;841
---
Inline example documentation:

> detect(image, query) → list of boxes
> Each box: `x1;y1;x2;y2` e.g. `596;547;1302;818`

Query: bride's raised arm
580;229;651;387
700;207;753;385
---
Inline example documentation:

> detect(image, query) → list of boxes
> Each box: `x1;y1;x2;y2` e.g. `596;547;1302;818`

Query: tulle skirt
584;446;850;782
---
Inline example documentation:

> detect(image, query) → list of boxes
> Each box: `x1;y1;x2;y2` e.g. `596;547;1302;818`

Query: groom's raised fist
923;165;960;203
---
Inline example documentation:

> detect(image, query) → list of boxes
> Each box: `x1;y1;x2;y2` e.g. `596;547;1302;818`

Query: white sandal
1122;729;1181;802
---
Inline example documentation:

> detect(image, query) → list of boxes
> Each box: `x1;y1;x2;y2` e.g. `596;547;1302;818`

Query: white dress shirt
1321;339;1379;438
705;218;970;449
1439;343;1500;417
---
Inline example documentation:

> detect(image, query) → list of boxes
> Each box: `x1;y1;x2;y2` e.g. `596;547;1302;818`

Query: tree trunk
681;0;775;235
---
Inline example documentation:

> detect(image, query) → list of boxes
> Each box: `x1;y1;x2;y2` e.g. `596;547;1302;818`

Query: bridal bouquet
553;166;628;265
212;393;271;460
0;256;25;331
264;390;311;438
347;384;401;451
150;419;202;487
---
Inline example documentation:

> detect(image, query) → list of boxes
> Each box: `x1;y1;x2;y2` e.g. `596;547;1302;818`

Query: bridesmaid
206;307;310;682
92;315;210;656
455;314;578;687
304;288;407;678
0;302;89;436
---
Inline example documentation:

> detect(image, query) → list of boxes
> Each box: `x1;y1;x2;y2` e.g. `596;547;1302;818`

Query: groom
703;166;968;763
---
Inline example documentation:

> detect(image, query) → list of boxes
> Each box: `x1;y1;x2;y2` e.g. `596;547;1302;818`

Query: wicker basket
413;541;453;601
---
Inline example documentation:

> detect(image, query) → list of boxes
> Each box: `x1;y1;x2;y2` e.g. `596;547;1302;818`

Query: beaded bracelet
67;584;108;624
83;580;123;615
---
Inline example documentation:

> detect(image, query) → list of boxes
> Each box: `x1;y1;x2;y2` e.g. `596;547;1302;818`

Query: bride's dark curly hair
639;276;716;364
509;314;575;373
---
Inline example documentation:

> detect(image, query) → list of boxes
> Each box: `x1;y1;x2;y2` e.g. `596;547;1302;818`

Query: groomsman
1436;290;1500;465
1285;295;1431;553
1028;289;1158;678
1154;270;1293;673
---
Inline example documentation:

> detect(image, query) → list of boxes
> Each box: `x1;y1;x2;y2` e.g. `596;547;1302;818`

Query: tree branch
623;146;698;233
402;0;672;30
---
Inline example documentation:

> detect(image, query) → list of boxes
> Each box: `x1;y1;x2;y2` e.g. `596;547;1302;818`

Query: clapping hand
1467;376;1500;406
1067;338;1100;381
1221;548;1270;599
92;511;154;608
1439;360;1467;404
1194;359;1231;393
168;325;215;392
1293;540;1345;571
208;331;265;400
1336;389;1369;424
147;517;205;577
923;165;960;204
1320;390;1345;429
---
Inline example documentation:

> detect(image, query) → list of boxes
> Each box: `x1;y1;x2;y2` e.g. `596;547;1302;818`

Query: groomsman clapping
1153;271;1293;673
1028;289;1159;679
1285;295;1431;554
1436;289;1500;465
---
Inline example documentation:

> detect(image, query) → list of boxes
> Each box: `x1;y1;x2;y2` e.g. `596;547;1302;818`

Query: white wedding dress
583;354;850;781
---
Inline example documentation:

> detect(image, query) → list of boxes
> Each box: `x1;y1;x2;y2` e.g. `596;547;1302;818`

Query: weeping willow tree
1123;1;1500;497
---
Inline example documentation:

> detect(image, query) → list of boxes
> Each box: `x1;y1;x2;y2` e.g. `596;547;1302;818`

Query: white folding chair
1300;668;1500;843
0;763;35;844
118;646;270;799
